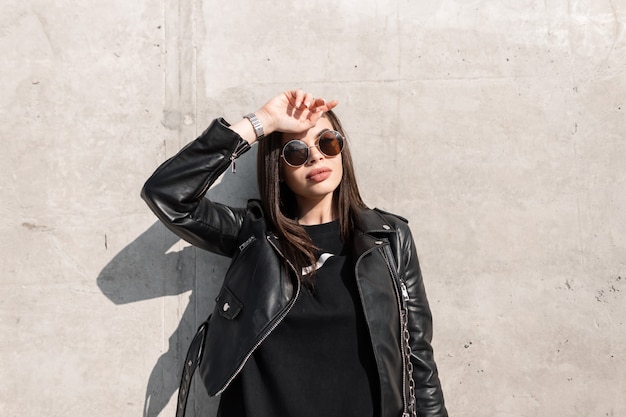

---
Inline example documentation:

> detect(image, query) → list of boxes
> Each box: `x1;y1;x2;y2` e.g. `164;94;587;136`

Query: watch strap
244;113;264;140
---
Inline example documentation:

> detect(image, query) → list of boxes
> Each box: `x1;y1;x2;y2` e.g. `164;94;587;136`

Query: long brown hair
256;110;367;285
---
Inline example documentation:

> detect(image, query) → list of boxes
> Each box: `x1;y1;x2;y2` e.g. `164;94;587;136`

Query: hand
256;89;338;135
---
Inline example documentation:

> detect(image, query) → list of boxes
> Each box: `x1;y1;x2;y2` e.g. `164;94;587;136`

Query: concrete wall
1;0;624;416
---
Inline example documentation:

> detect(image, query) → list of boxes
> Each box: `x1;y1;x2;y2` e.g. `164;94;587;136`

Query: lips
306;167;332;182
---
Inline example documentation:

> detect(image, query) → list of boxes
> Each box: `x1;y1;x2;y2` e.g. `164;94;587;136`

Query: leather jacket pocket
215;286;243;320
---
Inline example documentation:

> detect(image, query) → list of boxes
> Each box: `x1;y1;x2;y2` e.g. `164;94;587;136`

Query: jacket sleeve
398;222;448;417
140;118;251;257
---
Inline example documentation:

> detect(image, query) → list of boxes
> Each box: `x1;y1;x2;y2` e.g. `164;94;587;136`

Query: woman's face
280;117;343;211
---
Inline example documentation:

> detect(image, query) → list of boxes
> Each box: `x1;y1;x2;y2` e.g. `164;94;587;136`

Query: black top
218;220;380;417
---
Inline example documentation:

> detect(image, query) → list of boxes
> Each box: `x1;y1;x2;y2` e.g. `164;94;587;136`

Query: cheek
281;165;303;188
333;156;344;176
334;165;344;185
279;158;295;180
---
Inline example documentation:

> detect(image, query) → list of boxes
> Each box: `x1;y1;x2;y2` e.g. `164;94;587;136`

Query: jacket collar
352;207;396;259
263;206;397;260
356;207;397;234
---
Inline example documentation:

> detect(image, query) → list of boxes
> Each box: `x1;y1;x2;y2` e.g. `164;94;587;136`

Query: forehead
281;116;334;144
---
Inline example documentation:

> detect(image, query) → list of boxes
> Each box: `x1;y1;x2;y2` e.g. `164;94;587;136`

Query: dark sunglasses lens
318;131;344;156
283;141;309;166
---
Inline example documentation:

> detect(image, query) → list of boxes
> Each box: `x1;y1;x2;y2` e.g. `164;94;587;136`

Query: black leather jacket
141;119;447;417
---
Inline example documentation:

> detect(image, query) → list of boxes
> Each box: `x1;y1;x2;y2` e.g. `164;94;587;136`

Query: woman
142;90;447;417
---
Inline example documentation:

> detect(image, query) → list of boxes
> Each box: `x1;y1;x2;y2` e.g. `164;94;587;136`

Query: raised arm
141;119;251;257
141;90;338;257
230;89;339;145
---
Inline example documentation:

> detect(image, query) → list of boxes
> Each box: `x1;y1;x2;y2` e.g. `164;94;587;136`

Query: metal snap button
223;302;230;312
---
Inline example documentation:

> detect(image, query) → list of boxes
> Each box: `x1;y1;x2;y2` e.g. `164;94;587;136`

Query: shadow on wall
97;147;258;417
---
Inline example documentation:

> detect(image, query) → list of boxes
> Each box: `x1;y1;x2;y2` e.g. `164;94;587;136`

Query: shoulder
373;207;408;225
372;207;409;223
358;206;412;235
371;208;416;248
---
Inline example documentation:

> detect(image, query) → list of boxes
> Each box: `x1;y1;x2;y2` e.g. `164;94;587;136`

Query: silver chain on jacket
383;244;418;417
401;308;417;417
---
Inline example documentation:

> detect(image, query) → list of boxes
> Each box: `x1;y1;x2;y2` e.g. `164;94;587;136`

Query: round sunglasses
280;130;345;167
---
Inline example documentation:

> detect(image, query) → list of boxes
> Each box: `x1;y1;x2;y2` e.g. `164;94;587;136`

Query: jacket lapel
352;208;395;260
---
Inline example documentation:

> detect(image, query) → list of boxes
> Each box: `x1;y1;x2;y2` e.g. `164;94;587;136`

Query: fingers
285;89;336;112
268;90;338;133
286;89;310;109
306;100;340;126
302;92;314;109
313;99;339;113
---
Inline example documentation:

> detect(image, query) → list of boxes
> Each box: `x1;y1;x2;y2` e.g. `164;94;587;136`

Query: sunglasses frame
280;130;345;167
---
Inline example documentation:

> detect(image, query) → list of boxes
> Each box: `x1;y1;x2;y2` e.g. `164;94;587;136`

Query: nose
306;143;324;165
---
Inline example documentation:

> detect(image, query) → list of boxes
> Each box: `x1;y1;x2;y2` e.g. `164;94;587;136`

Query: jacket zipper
196;139;251;197
353;240;408;417
229;140;250;173
213;235;301;396
381;244;410;417
230;154;238;173
238;236;256;252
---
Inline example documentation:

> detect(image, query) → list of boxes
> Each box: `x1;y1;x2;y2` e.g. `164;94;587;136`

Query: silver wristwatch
244;113;264;140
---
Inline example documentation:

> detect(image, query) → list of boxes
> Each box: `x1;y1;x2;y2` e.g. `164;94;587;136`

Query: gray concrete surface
1;0;625;416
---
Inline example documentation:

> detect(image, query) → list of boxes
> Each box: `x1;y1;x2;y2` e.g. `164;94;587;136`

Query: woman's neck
296;194;336;225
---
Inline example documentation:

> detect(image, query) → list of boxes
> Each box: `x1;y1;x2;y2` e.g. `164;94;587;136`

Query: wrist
254;108;275;136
